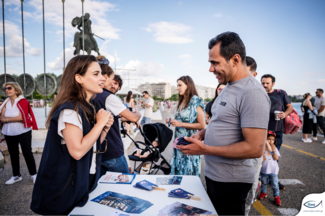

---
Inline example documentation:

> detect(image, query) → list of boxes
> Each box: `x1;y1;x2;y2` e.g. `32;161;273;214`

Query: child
133;139;159;158
258;131;282;206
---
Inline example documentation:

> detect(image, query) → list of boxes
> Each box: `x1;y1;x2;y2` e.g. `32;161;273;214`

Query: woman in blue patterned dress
166;76;205;177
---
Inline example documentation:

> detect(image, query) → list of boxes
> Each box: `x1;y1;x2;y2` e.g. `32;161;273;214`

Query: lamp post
42;0;47;116
81;0;84;55
2;0;6;83
20;0;26;96
62;0;65;71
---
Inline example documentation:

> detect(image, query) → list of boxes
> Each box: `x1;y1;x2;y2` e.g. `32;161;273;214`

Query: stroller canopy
142;123;173;153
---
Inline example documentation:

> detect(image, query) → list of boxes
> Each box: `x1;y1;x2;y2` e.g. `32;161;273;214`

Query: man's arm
318;105;325;114
284;104;293;117
318;99;325;113
141;99;153;108
179;127;266;159
120;109;141;122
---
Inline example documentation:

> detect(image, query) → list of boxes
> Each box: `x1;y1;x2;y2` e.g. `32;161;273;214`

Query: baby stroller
125;122;173;175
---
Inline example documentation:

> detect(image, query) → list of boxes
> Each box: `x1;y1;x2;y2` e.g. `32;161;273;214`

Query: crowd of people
0;31;324;216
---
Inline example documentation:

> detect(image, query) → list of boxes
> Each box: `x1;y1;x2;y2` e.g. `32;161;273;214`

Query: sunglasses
3;87;12;91
94;139;107;154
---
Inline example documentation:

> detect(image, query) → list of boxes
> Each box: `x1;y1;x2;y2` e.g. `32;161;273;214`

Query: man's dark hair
246;56;257;72
113;74;123;89
317;88;324;93
261;74;276;83
142;91;149;95
208;32;246;63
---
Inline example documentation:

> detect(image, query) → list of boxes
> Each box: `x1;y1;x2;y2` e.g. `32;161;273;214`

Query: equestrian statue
72;13;104;55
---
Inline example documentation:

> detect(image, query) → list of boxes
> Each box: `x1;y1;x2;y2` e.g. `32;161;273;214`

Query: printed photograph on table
158;202;212;216
91;191;153;214
99;171;136;184
156;176;183;185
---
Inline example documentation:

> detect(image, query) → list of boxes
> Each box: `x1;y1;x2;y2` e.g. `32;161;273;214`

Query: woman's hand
170;119;182;127
0;116;7;123
165;117;169;124
104;115;114;131
96;109;111;127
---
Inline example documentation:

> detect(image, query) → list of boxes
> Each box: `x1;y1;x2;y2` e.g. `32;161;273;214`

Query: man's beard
110;87;117;94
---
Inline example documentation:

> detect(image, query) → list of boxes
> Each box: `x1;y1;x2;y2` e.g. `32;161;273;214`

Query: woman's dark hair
46;55;98;128
303;93;311;99
126;91;132;103
212;83;225;103
97;55;114;77
177;76;198;110
208;32;246;63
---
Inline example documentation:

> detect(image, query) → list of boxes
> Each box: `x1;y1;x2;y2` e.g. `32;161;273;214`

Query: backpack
277;90;302;134
152;101;158;112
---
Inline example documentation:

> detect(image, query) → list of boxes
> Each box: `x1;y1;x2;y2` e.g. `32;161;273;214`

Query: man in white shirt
93;58;141;175
315;88;325;144
139;91;154;127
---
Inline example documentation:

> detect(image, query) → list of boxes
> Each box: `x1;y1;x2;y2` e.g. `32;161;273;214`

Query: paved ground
1;106;325;215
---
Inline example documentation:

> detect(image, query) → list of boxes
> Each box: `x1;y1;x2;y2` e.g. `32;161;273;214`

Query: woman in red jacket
0;82;38;185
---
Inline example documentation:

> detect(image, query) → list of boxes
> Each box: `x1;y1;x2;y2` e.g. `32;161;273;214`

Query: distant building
136;82;152;96
171;86;178;95
137;82;171;99
195;85;216;100
152;82;171;99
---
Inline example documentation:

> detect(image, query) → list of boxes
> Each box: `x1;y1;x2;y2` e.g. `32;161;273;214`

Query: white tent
116;86;142;96
116;87;143;105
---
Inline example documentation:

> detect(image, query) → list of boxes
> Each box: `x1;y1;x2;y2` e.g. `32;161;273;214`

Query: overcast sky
0;0;324;95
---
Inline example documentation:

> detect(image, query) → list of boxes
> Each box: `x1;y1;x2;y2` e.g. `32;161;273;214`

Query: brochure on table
69;175;217;215
99;171;136;184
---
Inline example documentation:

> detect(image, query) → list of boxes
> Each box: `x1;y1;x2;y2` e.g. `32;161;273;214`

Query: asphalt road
1;107;325;215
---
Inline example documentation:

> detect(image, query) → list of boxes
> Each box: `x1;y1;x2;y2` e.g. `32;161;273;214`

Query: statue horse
73;32;100;56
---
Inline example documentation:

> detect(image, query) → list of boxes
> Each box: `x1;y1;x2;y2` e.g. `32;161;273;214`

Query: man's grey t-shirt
315;97;325;117
204;75;270;183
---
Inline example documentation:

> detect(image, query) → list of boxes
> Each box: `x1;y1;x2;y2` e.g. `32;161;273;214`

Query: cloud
29;48;42;56
178;54;191;59
214;13;223;18
119;60;163;77
213;13;233;20
316;79;325;83
47;47;74;71
143;22;194;44
0;20;41;58
178;2;182;6
20;0;121;40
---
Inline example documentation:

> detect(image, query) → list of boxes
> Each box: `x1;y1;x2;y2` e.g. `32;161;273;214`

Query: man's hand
279;111;286;119
177;136;207;155
190;130;205;141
